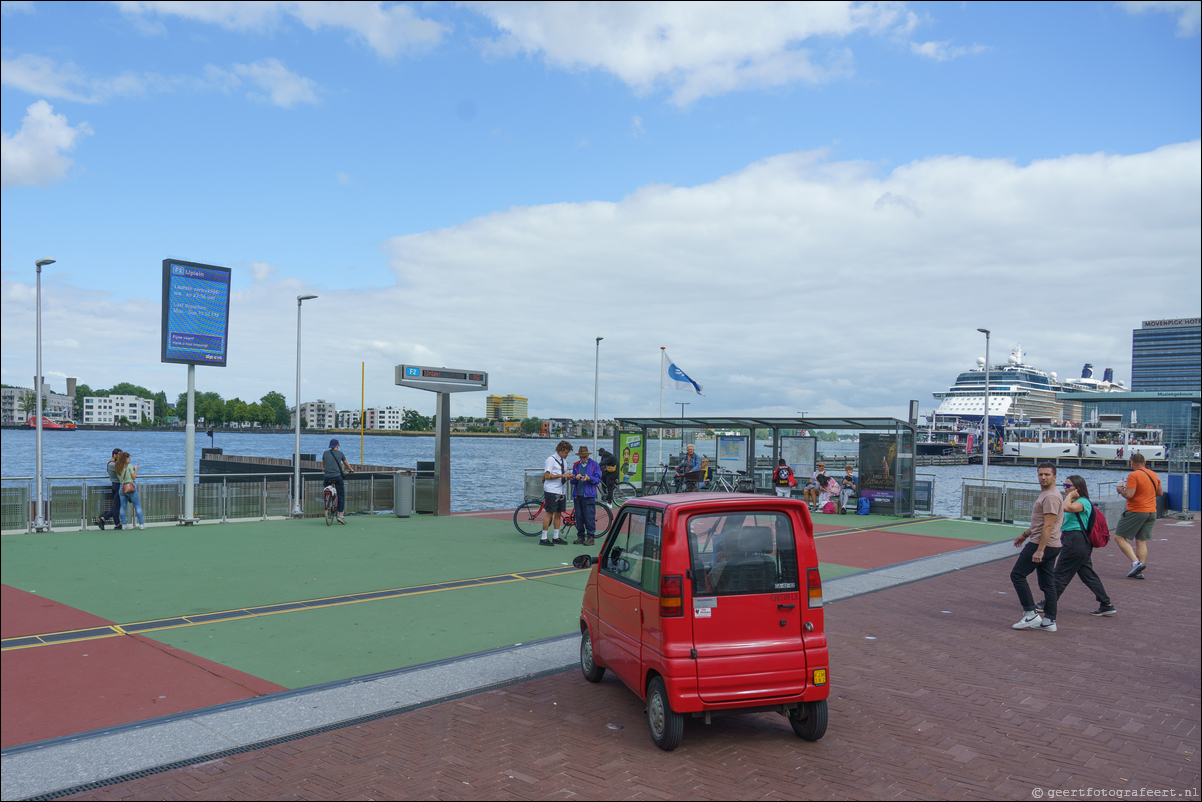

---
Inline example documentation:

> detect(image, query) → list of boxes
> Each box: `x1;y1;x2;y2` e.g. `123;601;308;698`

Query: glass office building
1131;318;1201;392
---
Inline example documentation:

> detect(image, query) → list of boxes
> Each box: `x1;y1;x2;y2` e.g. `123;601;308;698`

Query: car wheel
580;628;605;683
789;699;828;741
646;677;684;751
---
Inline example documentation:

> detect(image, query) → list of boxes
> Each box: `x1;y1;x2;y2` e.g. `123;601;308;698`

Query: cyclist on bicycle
674;444;701;492
597;447;619;503
322;438;355;524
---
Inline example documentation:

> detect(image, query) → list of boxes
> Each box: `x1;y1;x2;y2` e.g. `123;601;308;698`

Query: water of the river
0;429;1131;518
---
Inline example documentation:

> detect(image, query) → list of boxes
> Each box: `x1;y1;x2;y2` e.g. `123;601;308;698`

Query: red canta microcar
577;493;829;751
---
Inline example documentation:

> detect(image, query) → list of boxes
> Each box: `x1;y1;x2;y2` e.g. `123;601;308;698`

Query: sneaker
1012;611;1042;630
96;517;106;531
1035;601;1045;616
1090;605;1117;617
337;515;347;525
1126;561;1146;578
138;522;145;530
552;538;568;545
1034;619;1057;632
539;538;554;546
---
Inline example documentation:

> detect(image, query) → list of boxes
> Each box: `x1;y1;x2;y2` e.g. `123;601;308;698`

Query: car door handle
777;603;795;609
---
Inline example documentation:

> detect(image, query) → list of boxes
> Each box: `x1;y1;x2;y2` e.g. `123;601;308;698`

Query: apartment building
82;395;155;424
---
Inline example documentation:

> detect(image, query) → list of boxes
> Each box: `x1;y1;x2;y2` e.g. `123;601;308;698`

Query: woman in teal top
1051;475;1114;617
115;451;144;530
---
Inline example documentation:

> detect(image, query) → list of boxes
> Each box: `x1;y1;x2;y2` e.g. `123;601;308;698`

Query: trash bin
394;469;413;517
415;461;435;514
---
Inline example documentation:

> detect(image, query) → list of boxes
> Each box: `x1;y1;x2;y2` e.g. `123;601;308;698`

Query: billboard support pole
183;364;196;524
434;391;451;516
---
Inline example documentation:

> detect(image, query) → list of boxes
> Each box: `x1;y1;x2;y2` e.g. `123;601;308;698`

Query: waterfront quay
1;507;1198;799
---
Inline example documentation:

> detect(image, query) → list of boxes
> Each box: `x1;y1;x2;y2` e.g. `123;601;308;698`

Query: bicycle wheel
613;482;638;502
513;500;546;537
594;502;613;535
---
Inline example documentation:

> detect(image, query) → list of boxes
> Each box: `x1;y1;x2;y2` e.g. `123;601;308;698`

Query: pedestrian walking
1114;453;1162;579
772;458;795;498
1047;475;1116;618
95;447;123;530
597;447;619;504
114;451;144;530
1010;462;1063;632
571;445;602;545
540;440;573;546
321;439;355;524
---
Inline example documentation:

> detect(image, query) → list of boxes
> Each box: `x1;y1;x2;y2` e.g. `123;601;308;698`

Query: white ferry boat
1080;414;1165;460
932;345;1123;424
1002;418;1083;458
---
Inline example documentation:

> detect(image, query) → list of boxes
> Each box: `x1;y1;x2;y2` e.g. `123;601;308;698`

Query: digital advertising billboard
161;259;231;366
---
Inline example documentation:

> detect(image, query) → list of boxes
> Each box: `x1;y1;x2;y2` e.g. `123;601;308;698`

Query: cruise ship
932;344;1123;424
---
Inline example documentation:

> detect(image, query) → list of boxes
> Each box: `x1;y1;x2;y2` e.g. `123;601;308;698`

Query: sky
2;0;1200;422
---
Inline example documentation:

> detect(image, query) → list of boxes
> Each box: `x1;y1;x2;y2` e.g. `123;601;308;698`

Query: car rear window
686;512;798;596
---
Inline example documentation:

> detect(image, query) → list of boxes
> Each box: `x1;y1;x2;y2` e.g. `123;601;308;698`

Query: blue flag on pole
663;352;704;395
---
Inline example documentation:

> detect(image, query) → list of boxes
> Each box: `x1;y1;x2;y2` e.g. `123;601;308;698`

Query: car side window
601;510;647;586
639;510;662;592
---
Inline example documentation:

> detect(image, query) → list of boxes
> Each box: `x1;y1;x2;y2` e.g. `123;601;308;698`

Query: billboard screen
161;259;231;366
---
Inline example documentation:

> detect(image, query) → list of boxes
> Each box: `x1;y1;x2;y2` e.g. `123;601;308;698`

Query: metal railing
2;471;409;533
960;477;1126;524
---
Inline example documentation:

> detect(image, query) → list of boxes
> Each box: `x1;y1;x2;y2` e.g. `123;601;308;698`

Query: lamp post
977;328;991;484
33;258;55;531
593;337;603;455
292;294;317;516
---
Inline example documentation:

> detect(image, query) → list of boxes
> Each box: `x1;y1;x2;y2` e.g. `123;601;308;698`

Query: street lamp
33;258;55;531
292;294;318;516
593;337;603;456
977;328;991;484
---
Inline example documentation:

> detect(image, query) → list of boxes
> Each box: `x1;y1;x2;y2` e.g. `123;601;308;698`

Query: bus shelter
613;416;918;517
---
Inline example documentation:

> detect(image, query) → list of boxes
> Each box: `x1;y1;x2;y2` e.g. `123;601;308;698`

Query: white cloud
1;1;34;14
249;261;278;282
1;54;177;103
631;115;645;137
205;58;319;107
335;171;353;185
114;1;449;57
1118;1;1201;36
471;1;915;105
910;40;987;62
1;101;93;188
2;142;1197;419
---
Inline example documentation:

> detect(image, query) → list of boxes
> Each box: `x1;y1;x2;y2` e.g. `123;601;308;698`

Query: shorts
804;482;818;490
1115;510;1156;541
775;487;791;497
543;492;567;513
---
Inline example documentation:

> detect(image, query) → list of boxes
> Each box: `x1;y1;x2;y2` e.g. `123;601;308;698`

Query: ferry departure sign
395;365;488;394
161;259;232;366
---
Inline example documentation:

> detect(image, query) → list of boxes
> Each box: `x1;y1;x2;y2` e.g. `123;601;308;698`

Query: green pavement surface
148;574;591;688
0;515;592;623
2;512;1016;690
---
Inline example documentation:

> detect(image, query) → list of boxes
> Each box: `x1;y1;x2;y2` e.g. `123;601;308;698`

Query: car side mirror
572;554;594;569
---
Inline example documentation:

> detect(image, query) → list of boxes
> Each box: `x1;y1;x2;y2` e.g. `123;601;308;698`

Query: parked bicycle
514;497;614;538
704;467;756;494
642;465;704;495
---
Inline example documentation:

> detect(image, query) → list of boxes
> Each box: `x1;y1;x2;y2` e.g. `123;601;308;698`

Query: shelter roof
615;417;911;431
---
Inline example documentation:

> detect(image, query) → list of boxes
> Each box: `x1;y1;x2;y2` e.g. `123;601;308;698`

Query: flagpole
659;346;665;469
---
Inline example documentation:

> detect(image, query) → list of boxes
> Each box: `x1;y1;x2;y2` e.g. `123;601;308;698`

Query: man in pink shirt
1010;463;1064;632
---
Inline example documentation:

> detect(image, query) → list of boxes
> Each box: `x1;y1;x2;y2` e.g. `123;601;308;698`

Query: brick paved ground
70;519;1200;800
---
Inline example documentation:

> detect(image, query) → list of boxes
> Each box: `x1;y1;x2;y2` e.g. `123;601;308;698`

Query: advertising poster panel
618;432;644;485
716;435;747;472
161;259;232;366
781;436;817;478
858;433;900;513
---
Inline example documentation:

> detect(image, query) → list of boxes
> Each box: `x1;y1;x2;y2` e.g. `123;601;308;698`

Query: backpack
822;501;836;514
856;497;870;515
1073;502;1111;549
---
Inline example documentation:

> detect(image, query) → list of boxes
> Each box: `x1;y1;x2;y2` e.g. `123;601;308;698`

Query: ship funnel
1103;367;1114;383
1081;363;1093;379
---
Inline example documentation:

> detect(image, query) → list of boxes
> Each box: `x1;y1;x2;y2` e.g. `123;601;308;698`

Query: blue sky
2;1;1199;420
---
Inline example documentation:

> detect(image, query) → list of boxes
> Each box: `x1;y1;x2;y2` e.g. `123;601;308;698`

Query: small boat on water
25;415;76;430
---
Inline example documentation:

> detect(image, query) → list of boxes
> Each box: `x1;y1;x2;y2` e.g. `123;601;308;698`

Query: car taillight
660;574;683;617
807;568;822;609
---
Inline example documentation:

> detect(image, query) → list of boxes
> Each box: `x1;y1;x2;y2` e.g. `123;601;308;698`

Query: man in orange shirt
1115;453;1161;579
